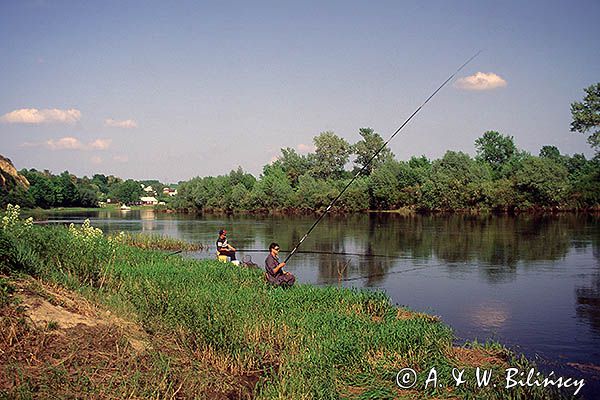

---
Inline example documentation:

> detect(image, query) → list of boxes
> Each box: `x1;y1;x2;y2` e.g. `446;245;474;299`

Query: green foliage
295;174;338;211
420;151;491;211
110;179;143;204
571;82;600;151
272;148;311;187
475;131;517;176
352;127;394;175
250;166;295;209
513;156;569;207
336;177;370;211
309;131;351;179
1;205;39;274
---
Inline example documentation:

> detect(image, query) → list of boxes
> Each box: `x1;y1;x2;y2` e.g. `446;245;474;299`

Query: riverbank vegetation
171;129;599;213
0;205;566;399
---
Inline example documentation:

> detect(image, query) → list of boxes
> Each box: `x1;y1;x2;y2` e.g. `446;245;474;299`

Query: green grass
1;218;568;399
109;232;203;251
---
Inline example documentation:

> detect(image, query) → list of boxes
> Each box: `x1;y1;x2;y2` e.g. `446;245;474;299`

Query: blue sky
2;0;599;182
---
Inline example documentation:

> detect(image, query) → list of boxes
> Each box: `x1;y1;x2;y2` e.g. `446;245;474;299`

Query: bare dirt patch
0;276;260;399
447;346;508;368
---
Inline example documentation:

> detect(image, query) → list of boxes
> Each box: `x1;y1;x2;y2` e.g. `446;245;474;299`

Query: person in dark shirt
265;242;295;287
216;229;237;261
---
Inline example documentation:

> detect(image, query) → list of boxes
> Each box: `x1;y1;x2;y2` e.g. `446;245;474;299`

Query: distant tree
475;131;517;175
420;151;490;210
352;128;394;175
513;156;569;207
111;179;143;204
369;160;402;209
77;187;99;207
272;148;311;187
309;131;351;179
54;171;79;206
21;169;55;208
250;166;294;209
539;145;561;160
571;82;600;151
295;174;338;211
228;166;256;190
565;153;588;176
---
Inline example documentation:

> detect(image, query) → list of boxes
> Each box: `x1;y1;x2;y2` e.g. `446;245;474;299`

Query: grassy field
0;207;566;399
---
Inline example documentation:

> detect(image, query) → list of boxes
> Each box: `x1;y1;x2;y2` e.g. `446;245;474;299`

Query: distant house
141;185;157;196
162;187;177;196
140;196;158;206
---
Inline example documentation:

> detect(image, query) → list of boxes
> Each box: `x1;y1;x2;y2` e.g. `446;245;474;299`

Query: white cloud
105;118;138;129
454;72;507;91
297;143;316;153
90;156;103;165
21;136;112;151
0;108;81;124
46;136;85;150
89;138;112;150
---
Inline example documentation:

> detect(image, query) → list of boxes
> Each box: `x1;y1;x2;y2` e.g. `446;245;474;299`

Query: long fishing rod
284;51;481;264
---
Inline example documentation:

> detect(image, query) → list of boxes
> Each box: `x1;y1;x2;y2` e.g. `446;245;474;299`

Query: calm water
35;210;600;398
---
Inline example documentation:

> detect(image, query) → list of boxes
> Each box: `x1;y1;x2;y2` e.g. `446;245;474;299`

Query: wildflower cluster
108;231;127;244
68;219;103;241
2;204;34;235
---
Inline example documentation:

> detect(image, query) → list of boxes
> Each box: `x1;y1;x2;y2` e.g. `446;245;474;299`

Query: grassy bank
1;208;565;399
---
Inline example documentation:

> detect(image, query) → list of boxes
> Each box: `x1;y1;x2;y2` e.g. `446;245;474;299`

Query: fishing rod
283;51;481;265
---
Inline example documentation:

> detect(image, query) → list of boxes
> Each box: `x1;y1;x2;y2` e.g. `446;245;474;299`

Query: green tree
309;131;351;179
352;128;394;175
228;166;256;190
110;179;143;204
272;148;311;187
250;166;294;209
21;169;56;208
539;145;566;169
513;156;569;207
369;160;402;209
54;171;79;206
420;151;490;210
475;131;517;175
571;82;600;151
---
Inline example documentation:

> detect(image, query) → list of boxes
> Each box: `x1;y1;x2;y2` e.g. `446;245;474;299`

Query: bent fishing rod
283;51;481;265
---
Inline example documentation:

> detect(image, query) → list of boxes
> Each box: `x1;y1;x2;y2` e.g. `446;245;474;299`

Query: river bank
0;210;571;398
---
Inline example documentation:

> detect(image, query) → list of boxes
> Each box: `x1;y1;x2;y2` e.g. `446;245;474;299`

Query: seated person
264;242;295;287
216;229;237;261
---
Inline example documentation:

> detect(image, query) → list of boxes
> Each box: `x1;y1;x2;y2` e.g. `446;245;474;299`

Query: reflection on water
469;300;510;329
34;210;600;398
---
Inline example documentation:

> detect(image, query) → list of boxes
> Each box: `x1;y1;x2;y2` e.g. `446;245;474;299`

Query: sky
1;0;599;183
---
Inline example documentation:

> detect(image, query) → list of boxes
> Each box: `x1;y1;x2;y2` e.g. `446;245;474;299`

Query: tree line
171;128;599;213
1;170;174;209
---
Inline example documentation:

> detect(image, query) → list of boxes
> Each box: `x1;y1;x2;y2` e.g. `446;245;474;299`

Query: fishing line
235;248;402;258
283;51;482;264
337;264;432;283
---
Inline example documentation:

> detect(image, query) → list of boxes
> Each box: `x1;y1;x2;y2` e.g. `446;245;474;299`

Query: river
35;209;600;398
